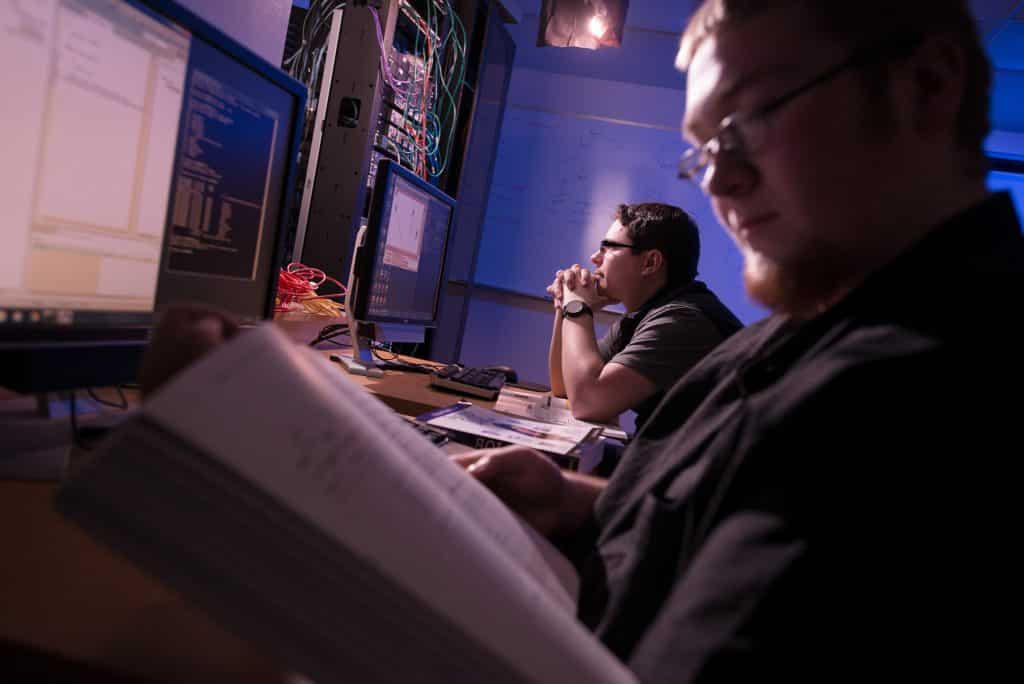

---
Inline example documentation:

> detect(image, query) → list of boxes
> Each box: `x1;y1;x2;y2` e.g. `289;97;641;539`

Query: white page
425;403;596;455
496;387;630;441
144;325;635;684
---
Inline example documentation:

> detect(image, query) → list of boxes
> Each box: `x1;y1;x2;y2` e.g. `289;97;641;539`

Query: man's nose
702;152;757;198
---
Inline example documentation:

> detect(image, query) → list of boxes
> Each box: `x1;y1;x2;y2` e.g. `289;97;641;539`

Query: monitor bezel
350;159;456;328
0;0;307;392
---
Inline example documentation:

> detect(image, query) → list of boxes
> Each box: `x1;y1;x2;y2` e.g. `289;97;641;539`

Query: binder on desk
417;402;602;471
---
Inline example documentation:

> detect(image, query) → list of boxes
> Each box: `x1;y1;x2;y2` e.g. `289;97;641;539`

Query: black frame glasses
678;37;921;185
598;238;639;253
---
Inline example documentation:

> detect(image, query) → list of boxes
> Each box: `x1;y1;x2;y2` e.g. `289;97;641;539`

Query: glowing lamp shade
537;0;629;49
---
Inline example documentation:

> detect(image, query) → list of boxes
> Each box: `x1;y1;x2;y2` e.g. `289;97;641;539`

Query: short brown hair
615;203;701;286
677;1;991;176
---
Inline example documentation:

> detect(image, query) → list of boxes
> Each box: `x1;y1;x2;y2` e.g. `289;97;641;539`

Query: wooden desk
0;350;492;680
322;350;495;416
0;481;286;682
276;311;495;416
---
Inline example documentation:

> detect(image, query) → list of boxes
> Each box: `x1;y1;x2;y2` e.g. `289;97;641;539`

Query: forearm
548;312;567;397
560;316;606;410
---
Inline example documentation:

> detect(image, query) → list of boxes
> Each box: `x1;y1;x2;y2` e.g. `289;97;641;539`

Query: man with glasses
461;0;1022;679
546;202;741;431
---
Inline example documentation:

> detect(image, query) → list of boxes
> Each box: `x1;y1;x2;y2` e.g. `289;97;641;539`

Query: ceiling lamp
537;0;630;49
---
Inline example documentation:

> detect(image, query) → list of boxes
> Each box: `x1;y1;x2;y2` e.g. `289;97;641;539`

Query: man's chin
742;251;847;319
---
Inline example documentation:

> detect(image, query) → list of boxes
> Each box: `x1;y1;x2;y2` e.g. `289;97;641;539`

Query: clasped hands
546;264;610;313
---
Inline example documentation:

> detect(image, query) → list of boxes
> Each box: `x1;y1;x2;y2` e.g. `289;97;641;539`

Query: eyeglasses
678;40;916;186
598;238;639;254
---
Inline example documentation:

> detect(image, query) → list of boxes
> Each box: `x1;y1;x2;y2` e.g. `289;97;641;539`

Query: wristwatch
562;300;593;318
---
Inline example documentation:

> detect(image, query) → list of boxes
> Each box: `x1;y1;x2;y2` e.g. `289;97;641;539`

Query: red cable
275;262;346;313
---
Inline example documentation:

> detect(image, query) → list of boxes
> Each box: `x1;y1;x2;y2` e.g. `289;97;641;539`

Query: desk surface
0;481;288;682
0;343;495;680
278;312;495;416
323;350;495;416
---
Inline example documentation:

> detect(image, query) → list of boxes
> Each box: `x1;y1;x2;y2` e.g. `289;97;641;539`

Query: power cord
86;386;128;410
308;323;351;347
370;343;452;374
68;392;107;452
68;387;134;451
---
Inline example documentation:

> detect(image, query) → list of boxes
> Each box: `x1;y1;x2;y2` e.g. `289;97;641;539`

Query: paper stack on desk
55;324;636;684
417;402;602;471
494;387;630;442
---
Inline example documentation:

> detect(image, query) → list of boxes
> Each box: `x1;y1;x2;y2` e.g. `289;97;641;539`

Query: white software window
0;0;188;313
382;184;427;273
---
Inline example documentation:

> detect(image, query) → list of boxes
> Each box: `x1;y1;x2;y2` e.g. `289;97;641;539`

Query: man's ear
642;249;665;277
906;33;966;137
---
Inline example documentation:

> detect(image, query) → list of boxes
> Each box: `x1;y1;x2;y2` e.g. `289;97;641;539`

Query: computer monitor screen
0;0;305;392
351;159;455;327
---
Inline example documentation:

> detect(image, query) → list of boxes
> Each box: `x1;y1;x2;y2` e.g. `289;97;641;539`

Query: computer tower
291;2;399;285
287;0;514;362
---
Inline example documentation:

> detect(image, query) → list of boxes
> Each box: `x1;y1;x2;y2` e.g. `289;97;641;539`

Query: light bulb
588;15;607;38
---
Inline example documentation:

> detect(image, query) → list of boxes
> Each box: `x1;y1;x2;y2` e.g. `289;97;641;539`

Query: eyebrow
683;63;804;141
719;63;803;103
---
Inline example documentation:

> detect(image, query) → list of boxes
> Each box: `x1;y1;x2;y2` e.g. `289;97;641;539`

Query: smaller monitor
337;159;455;376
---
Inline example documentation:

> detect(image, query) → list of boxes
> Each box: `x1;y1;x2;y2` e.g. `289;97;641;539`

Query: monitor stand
334;223;384;378
333;318;384;378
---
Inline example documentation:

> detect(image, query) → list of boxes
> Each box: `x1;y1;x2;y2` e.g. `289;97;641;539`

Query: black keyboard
374;359;434;374
429;365;507;400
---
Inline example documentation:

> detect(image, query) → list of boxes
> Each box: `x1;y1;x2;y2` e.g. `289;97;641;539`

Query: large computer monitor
338;159;455;377
0;0;306;393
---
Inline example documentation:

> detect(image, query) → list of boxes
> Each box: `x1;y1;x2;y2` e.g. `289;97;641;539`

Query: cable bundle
285;1;468;182
276;263;346;317
283;1;348;86
370;0;467;179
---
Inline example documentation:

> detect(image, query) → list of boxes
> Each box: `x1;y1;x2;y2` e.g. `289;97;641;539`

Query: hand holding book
453;447;608;541
138;305;240;395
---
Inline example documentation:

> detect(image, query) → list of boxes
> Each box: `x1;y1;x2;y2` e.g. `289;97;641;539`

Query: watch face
564;300;589;317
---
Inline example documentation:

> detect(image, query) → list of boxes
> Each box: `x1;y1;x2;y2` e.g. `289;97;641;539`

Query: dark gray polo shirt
596;280;742;429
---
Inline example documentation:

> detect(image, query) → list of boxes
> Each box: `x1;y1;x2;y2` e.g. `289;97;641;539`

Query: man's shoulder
628;302;723;347
650;282;743;331
638;292;718;324
753;311;1018;435
639;299;704;322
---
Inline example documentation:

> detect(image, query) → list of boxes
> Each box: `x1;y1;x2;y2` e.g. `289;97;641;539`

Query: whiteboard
474;105;767;324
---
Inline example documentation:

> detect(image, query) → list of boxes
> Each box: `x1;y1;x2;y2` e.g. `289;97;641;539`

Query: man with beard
459;0;1023;679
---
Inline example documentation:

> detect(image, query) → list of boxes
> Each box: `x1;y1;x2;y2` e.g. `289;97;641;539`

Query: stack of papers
493;388;629;442
419;402;600;457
